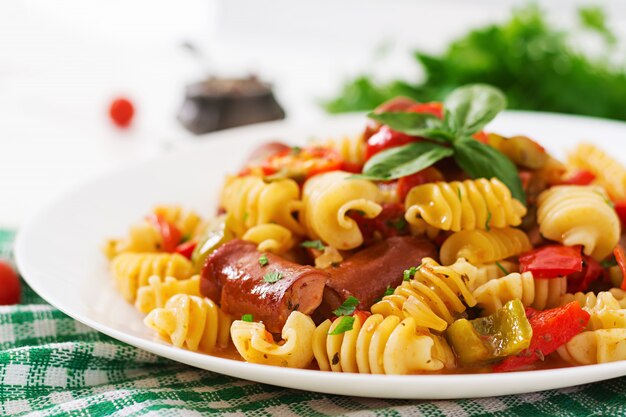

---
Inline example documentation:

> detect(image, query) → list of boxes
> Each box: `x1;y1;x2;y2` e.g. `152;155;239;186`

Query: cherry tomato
147;214;182;253
364;101;444;161
261;146;343;181
396;167;445;201
0;261;20;305
109;97;135;127
614;200;626;226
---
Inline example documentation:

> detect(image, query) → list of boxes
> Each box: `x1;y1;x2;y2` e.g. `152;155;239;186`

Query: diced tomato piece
614;201;626;226
353;310;372;323
519;170;533;191
493;302;590;372
0;261;20;305
519;245;583;279
147;214;183;253
396;167;444;202
567;255;603;293
560;170;596;186
363;97;418;141
614;245;626;290
175;240;197;260
349;203;408;244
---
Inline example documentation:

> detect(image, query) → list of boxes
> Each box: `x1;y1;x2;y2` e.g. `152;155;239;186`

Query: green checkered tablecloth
2;230;626;416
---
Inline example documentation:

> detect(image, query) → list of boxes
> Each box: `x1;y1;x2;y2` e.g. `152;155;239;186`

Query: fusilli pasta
537;185;620;260
135;275;201;314
144;294;232;352
111;253;194;302
312;314;454;374
568;143;626;200
231;311;316;368
300;171;382;250
371;258;476;332
439;228;532;266
404;178;526;232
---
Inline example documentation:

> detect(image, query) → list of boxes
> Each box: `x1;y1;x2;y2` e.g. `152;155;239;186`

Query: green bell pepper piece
191;216;232;270
447;299;532;364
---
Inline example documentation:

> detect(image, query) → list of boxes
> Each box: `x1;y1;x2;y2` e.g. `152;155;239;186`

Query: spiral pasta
404;178;527;232
144;294;232;352
371;258;476;332
135;275;201;314
231;311;316;368
559;291;625;330
439;228;532;266
103;222;161;260
472;272;566;315
221;175;305;237
557;329;626;365
448;258;518;291
300;171;383;250
312;314;455;374
153;205;204;239
537;185;620;260
241;224;294;253
312;136;365;169
111;253;194;302
568;143;626;200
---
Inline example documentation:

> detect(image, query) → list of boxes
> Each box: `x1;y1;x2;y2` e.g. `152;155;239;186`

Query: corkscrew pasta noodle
568;143;626;200
404;178;526;232
135;275;201;314
439;228;532;266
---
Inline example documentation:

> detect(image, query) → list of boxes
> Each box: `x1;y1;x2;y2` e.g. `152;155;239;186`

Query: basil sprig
353;84;525;203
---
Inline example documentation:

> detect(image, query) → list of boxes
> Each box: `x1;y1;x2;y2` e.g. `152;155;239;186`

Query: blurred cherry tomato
146;214;182;252
364;101;444;161
559;170;595;186
109;97;135;127
614;200;626;226
0;261;20;305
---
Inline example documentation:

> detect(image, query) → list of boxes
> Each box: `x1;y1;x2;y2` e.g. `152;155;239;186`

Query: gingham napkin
1;229;625;417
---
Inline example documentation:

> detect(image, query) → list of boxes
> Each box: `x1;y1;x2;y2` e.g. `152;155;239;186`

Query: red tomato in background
146;214;183;253
559;170;596;186
0;261;20;305
109;97;135;128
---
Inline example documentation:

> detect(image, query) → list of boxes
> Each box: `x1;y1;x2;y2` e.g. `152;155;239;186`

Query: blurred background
2;0;626;227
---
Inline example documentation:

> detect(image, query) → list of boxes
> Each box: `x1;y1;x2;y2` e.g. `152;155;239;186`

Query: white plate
15;112;626;399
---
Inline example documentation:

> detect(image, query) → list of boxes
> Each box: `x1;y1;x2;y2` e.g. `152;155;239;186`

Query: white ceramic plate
15;112;626;399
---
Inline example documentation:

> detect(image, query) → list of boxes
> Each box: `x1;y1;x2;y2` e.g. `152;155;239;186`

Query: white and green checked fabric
2;229;626;417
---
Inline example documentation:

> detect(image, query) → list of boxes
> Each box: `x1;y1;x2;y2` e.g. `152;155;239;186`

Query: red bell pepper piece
614;245;626;291
493;302;590;372
147;214;183;253
396;167;444;202
614;200;626;226
175;240;197;260
567;255;603;293
519;245;583;278
560;170;596;186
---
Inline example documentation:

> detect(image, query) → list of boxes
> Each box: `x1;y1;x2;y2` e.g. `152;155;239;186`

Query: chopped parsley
328;316;356;335
291;146;302;155
601;258;618;268
485;210;492;231
263;271;283;284
457;187;462;201
384;286;395;296
301;240;326;251
387;217;408;231
495;261;509;275
403;265;421;281
258;254;269;267
332;296;359;316
241;314;254;322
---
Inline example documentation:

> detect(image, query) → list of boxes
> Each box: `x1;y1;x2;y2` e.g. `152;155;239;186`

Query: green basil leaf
328;316;356;335
444;84;506;137
353;141;454;181
367;112;452;143
453;138;526;203
332;296;360;316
